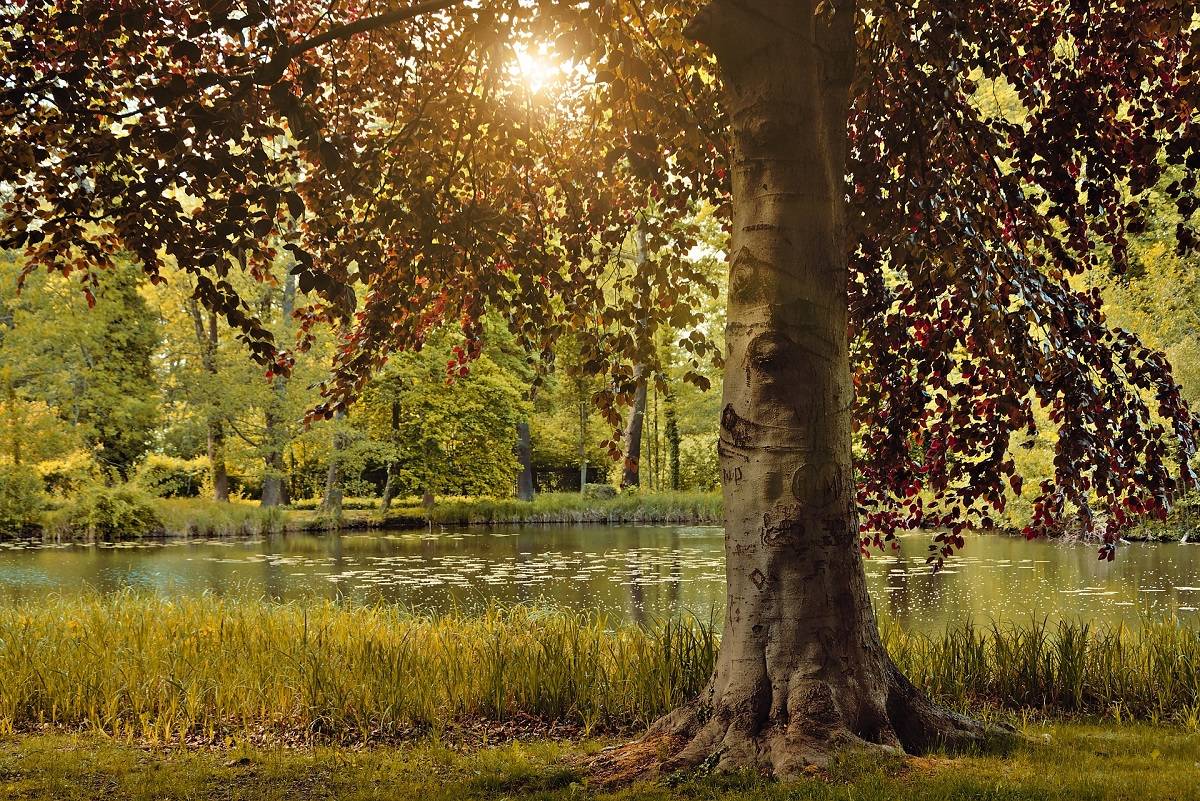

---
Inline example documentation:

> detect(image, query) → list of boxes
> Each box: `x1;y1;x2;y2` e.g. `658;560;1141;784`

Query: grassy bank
420;491;723;526
311;491;723;527
1;723;1197;800
0;595;1197;745
24;491;723;540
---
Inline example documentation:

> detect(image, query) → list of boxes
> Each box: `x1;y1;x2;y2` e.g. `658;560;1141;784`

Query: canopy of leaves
3;0;1198;557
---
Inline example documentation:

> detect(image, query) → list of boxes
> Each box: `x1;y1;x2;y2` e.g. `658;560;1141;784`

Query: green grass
0;723;1197;800
0;595;716;743
287;492;723;526
153;498;287;537
27;491;723;540
417;491;723;526
0;594;1198;748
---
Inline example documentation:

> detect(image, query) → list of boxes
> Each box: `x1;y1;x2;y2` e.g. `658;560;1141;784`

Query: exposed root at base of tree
586;674;1017;786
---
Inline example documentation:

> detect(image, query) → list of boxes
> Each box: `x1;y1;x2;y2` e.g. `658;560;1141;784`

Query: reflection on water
0;526;1198;632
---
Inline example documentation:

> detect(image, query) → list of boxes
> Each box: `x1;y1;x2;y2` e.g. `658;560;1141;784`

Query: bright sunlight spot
510;44;569;94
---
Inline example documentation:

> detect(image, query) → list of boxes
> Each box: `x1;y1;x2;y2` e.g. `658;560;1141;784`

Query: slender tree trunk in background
319;410;346;519
381;400;401;511
187;299;229;502
651;382;660;490
620;365;649;489
578;398;588;493
261;273;296;508
380;462;400;510
665;384;680;491
208;421;230;501
620;230;650;491
5;380;20;466
611;0;1002;776
515;419;535;500
261;445;288;507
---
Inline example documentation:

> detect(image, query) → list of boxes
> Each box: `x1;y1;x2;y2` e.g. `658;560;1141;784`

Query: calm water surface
1;526;1198;632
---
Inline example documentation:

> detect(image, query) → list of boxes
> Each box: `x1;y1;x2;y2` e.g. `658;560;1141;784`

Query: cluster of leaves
848;0;1200;563
2;0;1198;558
0;0;723;418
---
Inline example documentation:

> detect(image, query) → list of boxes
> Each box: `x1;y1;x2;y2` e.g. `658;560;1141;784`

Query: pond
1;526;1198;633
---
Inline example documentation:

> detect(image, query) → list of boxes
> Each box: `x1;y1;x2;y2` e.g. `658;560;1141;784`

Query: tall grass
0;595;1196;746
885;617;1200;726
422;492;723;526
154;499;286;537
0;594;716;744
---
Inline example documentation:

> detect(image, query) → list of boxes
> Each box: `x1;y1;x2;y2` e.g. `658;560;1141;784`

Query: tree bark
620;230;650;491
187;298;229;502
380;461;400;510
598;0;1007;778
578;398;588;493
381;400;401;511
515;419;535;500
620;365;649;489
319;410;346;519
208;422;230;501
665;383;680;491
261;273;296;508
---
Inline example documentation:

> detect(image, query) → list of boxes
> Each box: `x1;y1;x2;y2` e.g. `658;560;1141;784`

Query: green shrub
291;496;379;511
678;435;719;492
134;454;208;498
582;483;617;500
426;491;722;525
49;483;162;539
154;498;285;537
35;450;101;497
0;463;45;534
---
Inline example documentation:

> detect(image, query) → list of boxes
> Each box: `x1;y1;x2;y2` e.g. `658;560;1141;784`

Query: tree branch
292;0;466;56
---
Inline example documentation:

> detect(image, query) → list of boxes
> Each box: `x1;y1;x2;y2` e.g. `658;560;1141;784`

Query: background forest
0;213;1194;537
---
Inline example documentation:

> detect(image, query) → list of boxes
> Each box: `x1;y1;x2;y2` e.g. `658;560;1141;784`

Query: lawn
0;724;1196;800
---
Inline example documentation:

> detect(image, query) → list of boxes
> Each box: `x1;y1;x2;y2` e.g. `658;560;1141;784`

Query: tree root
586;670;1018;786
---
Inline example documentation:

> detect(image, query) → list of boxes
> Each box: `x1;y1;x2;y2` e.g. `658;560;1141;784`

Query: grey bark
319;410;346;519
598;0;1008;778
665;384;680;491
578;398;588;493
515;419;535;500
381;400;401;511
620;231;650;491
186;298;229;502
620;365;649;489
261;273;296;508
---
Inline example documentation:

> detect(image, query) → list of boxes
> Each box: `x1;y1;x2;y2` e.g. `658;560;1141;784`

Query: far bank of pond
26;490;1193;544
2;524;1198;633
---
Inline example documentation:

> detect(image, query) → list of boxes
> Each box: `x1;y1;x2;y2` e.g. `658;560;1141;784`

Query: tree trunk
261;273;296;508
260;445;289;507
620;230;650;491
515;419;535;500
207;422;230;502
600;0;1006;778
380;461;400;511
665;384;680;491
578;398;588;493
319;410;346;519
620;365;649;489
186;298;229;502
380;399;402;511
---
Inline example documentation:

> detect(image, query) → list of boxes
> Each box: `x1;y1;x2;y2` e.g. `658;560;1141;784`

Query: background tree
1;258;158;480
361;345;527;501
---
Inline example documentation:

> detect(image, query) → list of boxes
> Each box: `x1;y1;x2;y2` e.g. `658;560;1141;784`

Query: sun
510;45;566;95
